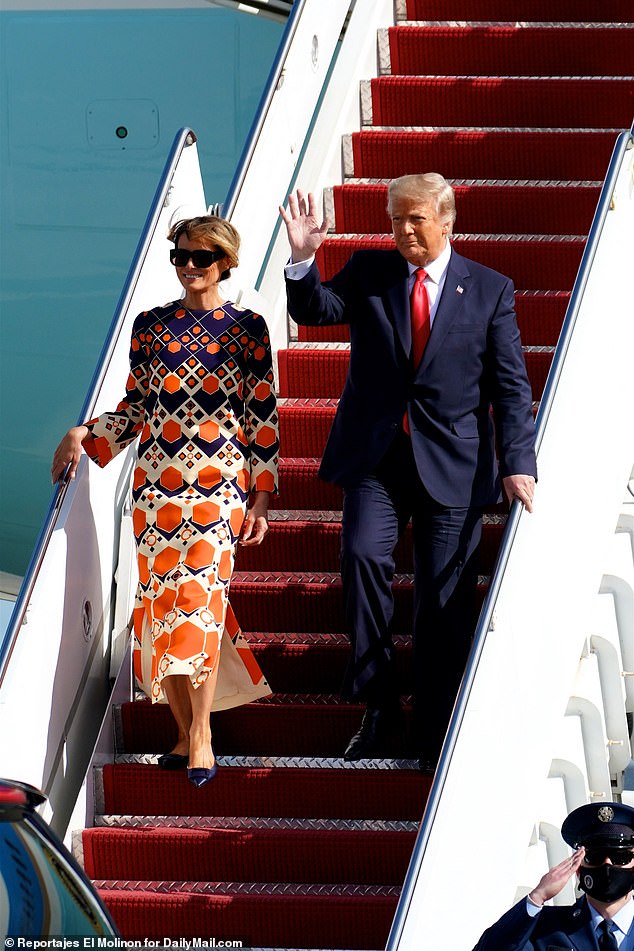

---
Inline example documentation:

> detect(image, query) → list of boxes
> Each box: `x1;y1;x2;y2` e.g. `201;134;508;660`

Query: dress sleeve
243;315;279;494
81;314;150;468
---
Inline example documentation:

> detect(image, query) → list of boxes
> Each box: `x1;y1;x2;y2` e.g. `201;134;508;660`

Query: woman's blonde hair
167;215;240;281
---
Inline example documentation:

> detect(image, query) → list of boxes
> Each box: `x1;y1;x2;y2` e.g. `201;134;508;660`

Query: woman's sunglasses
583;848;634;866
169;248;224;268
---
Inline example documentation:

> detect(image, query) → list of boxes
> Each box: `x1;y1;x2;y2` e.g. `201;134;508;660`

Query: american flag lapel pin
456;285;464;294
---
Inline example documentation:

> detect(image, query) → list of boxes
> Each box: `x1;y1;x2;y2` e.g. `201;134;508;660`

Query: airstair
1;1;633;948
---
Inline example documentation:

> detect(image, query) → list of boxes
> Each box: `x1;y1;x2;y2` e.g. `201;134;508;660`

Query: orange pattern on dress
83;300;278;708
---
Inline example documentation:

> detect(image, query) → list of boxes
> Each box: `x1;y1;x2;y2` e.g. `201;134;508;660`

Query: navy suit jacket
285;247;537;507
472;895;627;950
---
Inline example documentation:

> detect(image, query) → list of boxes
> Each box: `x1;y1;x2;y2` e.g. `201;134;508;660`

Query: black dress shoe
157;753;189;770
343;704;404;761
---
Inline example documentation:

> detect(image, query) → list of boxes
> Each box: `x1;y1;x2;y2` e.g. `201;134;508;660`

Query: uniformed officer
473;801;634;950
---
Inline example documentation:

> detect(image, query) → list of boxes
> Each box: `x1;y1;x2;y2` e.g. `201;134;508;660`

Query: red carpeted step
404;0;634;23
350;129;618;182
247;637;412;694
316;236;584;289
121;700;389;757
230;573;487;633
236;518;504;573
273;459;513;515
119;698;421;757
369;76;634;129
101;763;430;820
278;347;551;401
230;574;405;634
332;183;599;237
278;349;343;399
389;26;634;77
236;519;344;572
84;826;416;884
278;400;338;458
99;888;399;949
271;459;343;511
297;292;569;345
514;291;569;346
297;322;351;343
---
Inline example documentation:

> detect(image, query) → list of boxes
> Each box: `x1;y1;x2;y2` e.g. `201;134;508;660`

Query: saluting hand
527;848;586;906
279;190;329;263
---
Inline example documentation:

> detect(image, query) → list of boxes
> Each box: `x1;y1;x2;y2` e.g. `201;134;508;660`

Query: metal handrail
222;0;310;219
534;126;633;449
386;123;634;950
206;0;293;21
0;127;198;687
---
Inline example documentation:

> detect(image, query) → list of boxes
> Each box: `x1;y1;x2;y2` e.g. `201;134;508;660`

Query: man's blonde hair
387;173;456;233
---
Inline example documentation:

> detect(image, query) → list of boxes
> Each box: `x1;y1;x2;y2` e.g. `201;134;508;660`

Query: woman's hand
240;491;270;546
51;425;89;483
279;190;329;263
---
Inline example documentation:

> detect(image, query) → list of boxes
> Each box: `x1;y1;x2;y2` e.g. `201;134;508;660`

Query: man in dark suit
473;802;634;949
280;174;536;771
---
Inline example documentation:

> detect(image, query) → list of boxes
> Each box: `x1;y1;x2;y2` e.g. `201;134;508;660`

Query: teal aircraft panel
0;8;282;573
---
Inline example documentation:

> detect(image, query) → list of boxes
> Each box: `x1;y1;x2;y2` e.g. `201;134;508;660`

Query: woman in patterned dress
52;216;279;787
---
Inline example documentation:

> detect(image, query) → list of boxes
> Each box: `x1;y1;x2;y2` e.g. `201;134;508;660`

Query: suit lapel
416;249;471;376
564;897;597;951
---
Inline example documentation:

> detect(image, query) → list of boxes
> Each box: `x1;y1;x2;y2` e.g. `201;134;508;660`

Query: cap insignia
598;806;615;823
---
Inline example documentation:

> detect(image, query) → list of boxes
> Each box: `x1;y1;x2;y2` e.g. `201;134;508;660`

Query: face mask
578;864;634;903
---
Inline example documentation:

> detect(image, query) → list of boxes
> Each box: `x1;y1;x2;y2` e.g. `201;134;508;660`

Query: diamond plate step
330;181;600;236
114;701;423;759
228;571;488;634
236;514;504;574
345;128;618;182
95;763;431;821
82;823;417;885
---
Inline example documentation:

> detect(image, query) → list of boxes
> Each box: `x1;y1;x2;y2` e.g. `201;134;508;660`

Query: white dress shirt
405;239;452;330
589;898;634;948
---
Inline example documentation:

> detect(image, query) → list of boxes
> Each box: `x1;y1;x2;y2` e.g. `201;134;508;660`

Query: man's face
389;195;451;267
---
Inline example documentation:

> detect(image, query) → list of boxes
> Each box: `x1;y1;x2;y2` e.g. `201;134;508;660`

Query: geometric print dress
82;300;279;709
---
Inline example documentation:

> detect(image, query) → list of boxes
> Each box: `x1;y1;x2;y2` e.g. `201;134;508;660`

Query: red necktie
403;268;430;435
410;267;430;367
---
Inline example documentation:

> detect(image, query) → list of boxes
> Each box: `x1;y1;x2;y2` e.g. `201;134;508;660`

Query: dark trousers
340;432;482;758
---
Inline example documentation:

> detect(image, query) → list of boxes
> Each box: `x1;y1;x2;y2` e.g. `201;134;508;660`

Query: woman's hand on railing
51;425;89;483
279;189;329;263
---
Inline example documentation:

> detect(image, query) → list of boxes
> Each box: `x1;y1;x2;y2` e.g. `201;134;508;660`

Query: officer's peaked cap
561;802;634;849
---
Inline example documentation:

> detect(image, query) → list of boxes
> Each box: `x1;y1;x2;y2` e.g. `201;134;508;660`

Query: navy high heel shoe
157;753;189;770
187;764;217;788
